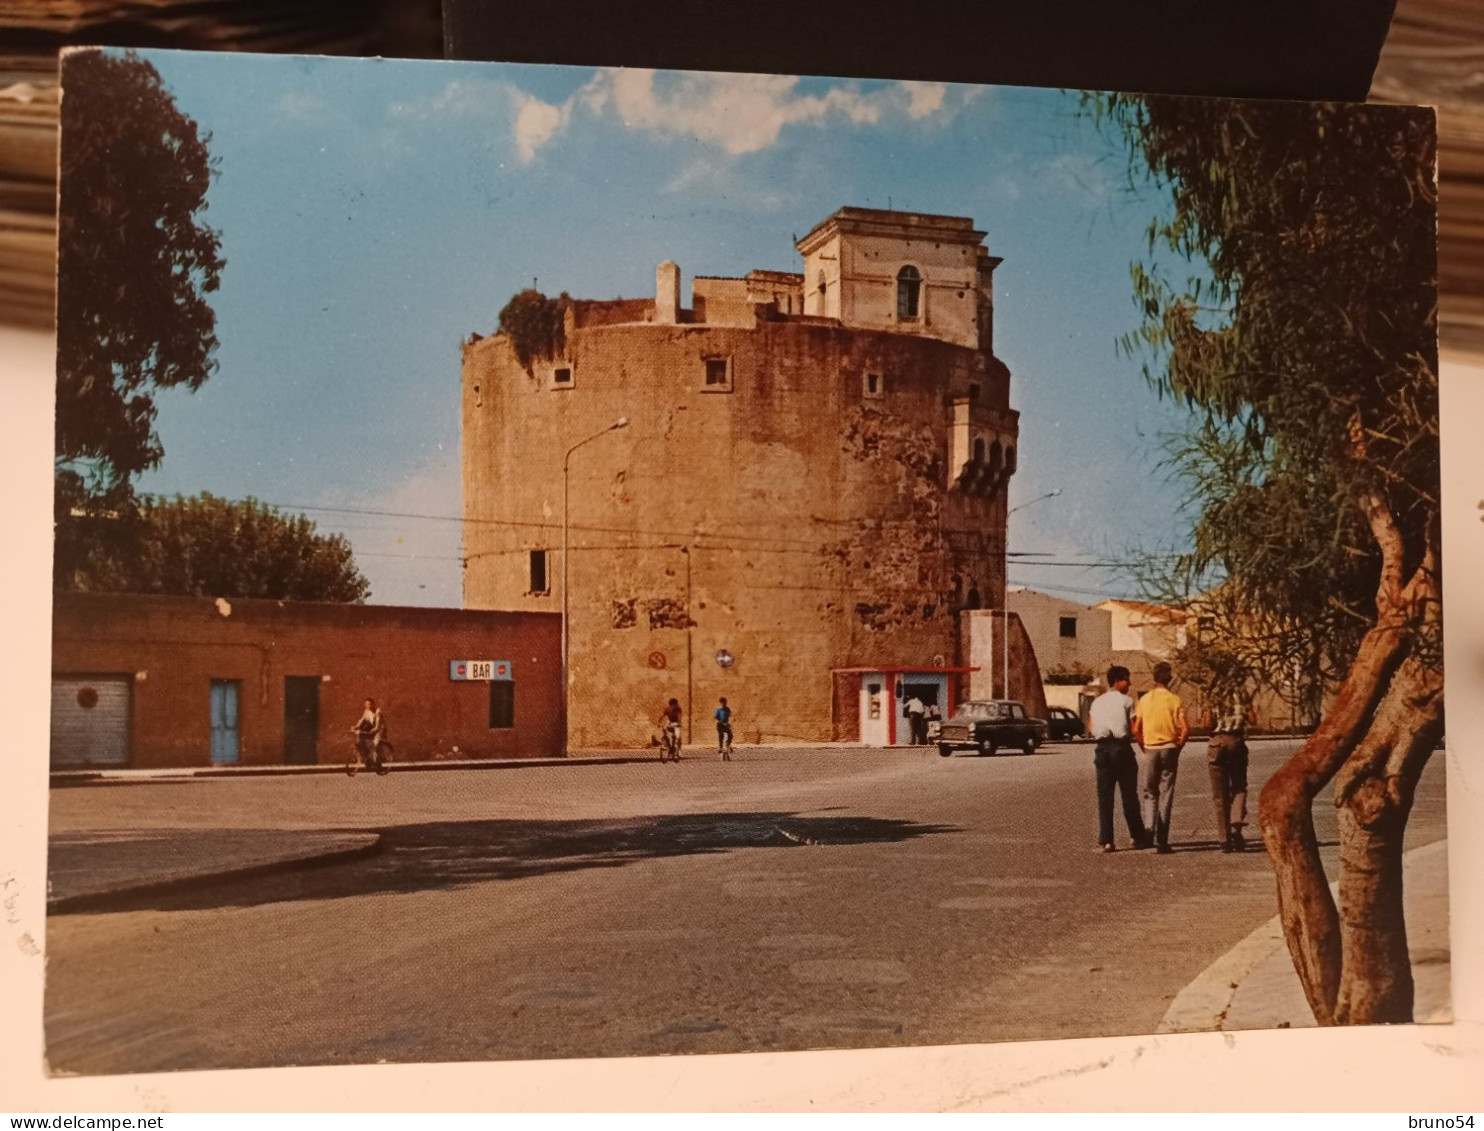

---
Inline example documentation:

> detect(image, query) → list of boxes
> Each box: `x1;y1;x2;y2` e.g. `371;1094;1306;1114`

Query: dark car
1045;706;1085;741
937;699;1048;757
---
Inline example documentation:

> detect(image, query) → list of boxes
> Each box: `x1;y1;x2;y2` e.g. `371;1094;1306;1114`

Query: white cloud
389;79;573;163
514;95;567;162
900;81;946;120
578;69;954;156
391;69;968;168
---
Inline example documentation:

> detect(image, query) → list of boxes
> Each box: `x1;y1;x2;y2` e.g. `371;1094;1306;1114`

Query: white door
51;676;131;768
859;676;889;746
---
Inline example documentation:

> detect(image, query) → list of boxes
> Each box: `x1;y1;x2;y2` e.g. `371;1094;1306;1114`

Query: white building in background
1097;598;1190;656
1005;587;1112;714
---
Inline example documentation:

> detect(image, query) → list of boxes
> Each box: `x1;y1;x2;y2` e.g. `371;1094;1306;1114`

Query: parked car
937;699;1048;757
1045;706;1085;741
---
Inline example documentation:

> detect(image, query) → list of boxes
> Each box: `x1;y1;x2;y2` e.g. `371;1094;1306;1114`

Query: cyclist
348;697;390;777
715;697;734;760
658;698;683;761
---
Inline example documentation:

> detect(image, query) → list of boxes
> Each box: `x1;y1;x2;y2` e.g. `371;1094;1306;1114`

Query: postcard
42;47;1446;1076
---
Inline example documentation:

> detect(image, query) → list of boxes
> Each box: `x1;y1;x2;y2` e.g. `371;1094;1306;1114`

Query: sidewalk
47;828;382;913
1159;838;1451;1032
50;753;657;785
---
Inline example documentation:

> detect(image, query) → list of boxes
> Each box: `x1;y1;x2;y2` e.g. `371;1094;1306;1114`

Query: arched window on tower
817;271;828;315
897;265;922;320
966;587;982;610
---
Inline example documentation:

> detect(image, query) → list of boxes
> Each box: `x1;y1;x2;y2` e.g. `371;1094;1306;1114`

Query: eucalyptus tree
1094;92;1441;1024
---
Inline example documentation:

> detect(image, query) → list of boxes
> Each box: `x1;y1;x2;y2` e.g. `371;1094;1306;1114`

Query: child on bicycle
349;697;390;776
658;698;683;761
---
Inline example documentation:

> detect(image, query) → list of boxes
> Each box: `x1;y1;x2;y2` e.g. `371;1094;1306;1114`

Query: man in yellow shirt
1132;662;1189;854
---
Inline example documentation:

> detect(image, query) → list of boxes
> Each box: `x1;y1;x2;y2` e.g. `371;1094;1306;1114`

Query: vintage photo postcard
45;48;1445;1075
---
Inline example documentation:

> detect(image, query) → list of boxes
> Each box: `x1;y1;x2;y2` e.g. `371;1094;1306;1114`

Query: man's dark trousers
1095;737;1145;846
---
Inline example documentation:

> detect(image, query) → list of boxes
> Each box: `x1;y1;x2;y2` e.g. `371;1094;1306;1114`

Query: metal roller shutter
50;677;131;768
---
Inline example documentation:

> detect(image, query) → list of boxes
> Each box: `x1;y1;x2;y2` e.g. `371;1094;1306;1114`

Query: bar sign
450;660;512;681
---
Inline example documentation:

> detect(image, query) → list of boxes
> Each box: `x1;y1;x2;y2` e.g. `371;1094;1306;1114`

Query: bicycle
346;731;391;776
659;722;683;763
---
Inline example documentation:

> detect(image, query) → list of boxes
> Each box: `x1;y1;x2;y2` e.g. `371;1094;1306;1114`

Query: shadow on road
60;811;958;914
1162;837;1336;854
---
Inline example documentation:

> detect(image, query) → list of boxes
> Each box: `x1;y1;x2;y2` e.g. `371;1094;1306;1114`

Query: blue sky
129;50;1196;608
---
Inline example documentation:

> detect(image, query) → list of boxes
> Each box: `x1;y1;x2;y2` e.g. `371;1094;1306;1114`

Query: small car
937;699;1049;757
1045;706;1086;741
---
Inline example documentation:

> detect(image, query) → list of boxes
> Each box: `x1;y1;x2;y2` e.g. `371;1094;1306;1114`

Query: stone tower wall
463;318;1016;747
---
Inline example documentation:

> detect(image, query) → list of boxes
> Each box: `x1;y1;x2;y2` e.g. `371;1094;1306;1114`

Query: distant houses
1007;587;1319;733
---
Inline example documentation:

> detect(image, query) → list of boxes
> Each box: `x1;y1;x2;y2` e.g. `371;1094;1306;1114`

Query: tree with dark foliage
1095;93;1441;1025
73;494;370;604
55;49;225;584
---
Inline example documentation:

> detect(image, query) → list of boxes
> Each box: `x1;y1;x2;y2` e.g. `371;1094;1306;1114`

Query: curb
1157;910;1289;1033
46;833;384;914
50;755;658;785
1157;838;1449;1033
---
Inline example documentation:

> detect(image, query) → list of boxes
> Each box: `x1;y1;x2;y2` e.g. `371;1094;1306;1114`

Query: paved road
44;739;1448;1073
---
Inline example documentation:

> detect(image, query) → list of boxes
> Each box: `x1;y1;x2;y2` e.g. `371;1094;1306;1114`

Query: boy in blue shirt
714;698;734;760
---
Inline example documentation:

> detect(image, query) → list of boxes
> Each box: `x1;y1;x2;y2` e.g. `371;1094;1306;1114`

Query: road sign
715;649;735;669
449;659;513;681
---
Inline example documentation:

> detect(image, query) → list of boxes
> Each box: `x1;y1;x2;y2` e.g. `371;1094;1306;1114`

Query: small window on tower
1060;616;1077;639
701;356;733;393
529;550;549;595
552;366;573;388
864;372;884;399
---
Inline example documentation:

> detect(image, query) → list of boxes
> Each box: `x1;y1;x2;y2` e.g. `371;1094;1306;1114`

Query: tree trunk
1257;620;1412;1024
1332;583;1445;1024
1334;800;1413;1023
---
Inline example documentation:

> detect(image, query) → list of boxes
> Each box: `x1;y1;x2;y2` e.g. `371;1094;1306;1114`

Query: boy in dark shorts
714;697;734;760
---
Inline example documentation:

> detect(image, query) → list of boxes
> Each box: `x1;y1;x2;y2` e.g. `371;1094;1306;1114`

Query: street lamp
562;417;629;756
1008;487;1061;517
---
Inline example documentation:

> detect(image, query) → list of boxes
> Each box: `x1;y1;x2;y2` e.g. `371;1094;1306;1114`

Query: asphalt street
44;739;1448;1073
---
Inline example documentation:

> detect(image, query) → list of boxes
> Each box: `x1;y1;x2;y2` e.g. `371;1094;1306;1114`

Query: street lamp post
1004;488;1061;700
562;417;628;757
1007;487;1061;517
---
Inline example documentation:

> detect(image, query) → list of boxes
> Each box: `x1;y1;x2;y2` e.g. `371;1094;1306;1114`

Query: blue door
210;680;241;764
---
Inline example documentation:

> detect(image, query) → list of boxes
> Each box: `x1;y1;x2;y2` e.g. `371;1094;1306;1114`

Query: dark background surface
443;0;1397;103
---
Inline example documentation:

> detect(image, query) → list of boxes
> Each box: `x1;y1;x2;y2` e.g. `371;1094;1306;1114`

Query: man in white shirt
1088;665;1150;852
904;693;927;745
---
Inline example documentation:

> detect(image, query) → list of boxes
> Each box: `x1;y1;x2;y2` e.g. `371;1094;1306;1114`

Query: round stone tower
462;207;1020;747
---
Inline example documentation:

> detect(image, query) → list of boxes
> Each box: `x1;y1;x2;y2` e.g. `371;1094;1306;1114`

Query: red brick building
50;593;562;769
